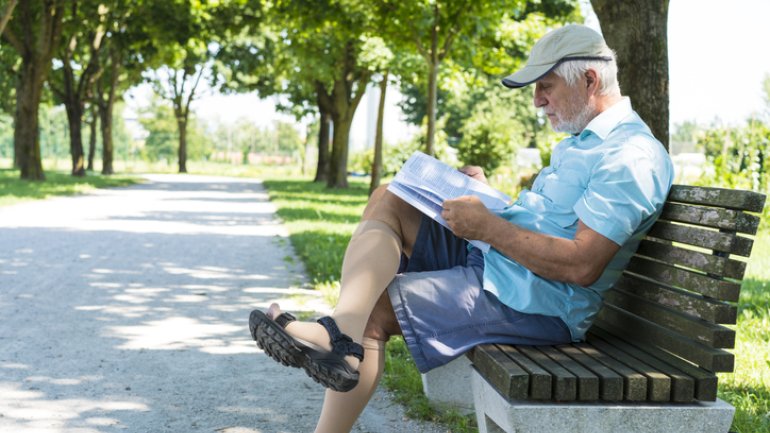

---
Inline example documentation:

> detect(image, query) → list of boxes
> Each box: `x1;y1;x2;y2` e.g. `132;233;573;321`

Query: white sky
128;0;770;141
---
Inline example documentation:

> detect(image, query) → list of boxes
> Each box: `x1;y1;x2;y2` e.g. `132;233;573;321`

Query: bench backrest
594;184;766;374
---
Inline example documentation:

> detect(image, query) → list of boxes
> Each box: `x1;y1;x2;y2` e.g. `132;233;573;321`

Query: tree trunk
65;101;86;177
87;105;97;171
14;59;45;180
99;101;113;175
62;57;86;177
98;51;120;175
425;59;438;157
369;72;388;196
177;116;188;173
313;110;331;183
8;0;65;180
591;0;670;151
328;113;353;189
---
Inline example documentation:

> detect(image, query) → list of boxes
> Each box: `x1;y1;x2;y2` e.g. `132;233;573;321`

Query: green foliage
695;118;770;193
457;83;542;173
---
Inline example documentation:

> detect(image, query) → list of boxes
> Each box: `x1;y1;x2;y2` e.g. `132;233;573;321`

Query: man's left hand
441;195;491;240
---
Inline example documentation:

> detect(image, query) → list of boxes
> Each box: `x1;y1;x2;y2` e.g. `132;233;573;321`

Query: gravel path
0;174;447;433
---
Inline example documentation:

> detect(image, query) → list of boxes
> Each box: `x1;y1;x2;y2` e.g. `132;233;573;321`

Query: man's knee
364;292;401;341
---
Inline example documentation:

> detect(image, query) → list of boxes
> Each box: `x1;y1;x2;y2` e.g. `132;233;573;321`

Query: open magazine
387;151;512;252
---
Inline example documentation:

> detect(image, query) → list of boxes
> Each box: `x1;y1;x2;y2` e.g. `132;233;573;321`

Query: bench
423;185;766;433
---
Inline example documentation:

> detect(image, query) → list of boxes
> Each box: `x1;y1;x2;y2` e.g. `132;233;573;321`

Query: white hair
553;47;621;96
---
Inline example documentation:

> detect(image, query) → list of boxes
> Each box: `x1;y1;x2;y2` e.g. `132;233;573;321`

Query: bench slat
573;342;648;401
598;335;719;401
558;345;624;401
635;239;747;280
661;202;761;235
517;346;577;401
604;289;736;348
614;275;737;324
539;346;600;401
647;221;755;257
625;257;741;301
472;344;530;400
596;305;735;372
590;328;695;402
667;185;766;213
585;333;671;402
498;345;553;400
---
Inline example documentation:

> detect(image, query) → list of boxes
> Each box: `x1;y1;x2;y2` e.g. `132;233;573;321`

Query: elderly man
250;24;674;433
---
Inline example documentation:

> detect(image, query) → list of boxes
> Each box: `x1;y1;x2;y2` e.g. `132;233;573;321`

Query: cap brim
501;63;557;88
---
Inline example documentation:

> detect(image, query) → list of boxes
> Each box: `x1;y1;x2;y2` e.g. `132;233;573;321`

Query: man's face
533;72;595;134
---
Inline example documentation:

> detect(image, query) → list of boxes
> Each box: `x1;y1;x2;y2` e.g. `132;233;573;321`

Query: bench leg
472;366;516;433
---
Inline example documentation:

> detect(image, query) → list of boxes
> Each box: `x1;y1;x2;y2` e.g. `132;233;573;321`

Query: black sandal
249;310;364;392
301;316;364;392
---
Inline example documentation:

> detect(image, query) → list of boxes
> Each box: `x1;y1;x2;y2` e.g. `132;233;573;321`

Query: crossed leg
264;185;423;432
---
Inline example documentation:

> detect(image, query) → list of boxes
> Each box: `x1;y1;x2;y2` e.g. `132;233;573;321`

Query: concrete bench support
420;356;474;414
471;368;735;433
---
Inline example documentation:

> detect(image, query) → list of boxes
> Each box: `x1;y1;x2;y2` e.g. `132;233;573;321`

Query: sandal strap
317;316;364;361
274;312;297;329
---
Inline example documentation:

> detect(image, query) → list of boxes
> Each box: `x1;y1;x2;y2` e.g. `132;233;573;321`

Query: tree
148;62;206;173
591;0;670;150
265;0;376;188
2;0;65;180
146;0;262;173
51;0;107;176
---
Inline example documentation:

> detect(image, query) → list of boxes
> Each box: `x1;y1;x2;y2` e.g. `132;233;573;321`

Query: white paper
387;151;511;252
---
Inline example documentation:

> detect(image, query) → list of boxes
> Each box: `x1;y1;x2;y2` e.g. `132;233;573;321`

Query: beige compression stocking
314;338;386;433
281;219;401;367
332;219;402;341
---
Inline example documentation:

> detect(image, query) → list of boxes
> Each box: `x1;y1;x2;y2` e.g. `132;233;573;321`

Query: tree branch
0;0;17;36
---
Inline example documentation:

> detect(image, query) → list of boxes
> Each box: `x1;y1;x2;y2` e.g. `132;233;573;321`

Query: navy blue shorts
387;216;571;373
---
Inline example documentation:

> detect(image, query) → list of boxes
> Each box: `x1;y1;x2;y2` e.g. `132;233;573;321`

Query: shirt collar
578;96;632;141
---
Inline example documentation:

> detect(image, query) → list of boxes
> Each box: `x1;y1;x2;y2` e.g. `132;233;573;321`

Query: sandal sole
249;310;303;368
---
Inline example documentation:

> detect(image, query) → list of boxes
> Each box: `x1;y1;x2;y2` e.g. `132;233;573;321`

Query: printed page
387;151;513;252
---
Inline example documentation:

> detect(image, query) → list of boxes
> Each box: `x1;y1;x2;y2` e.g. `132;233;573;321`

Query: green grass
0;168;140;207
718;231;770;433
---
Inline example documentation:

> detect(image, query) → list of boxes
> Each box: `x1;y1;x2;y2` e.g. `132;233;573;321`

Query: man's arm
441;195;620;287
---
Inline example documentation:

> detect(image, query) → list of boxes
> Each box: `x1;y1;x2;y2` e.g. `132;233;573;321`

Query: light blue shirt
482;97;674;341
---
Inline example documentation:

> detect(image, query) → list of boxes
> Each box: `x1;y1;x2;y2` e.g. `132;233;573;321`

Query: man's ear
584;69;599;93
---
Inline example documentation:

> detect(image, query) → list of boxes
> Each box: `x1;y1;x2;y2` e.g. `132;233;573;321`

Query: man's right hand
458;165;487;184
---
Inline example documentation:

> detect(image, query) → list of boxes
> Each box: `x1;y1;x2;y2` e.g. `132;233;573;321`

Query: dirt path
0;174;446;433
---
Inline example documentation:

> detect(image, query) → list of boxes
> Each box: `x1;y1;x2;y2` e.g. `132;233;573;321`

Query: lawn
0;168;139;207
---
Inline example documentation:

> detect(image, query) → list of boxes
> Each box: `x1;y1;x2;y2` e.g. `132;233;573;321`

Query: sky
129;0;770;143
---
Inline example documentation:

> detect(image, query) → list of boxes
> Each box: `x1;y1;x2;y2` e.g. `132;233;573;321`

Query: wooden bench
467;185;766;433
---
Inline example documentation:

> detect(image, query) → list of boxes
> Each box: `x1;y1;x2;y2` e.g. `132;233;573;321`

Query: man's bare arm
441;195;620;286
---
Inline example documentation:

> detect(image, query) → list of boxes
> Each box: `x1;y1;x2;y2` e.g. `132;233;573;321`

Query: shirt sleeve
573;138;670;246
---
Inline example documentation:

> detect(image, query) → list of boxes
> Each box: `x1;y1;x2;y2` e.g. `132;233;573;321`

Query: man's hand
441;195;492;240
458;165;487;184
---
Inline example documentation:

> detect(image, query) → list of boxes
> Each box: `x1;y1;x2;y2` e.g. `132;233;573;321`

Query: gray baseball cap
502;24;612;88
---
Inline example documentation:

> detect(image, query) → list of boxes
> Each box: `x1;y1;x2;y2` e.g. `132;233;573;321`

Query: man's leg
268;185;420;369
313;289;401;432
